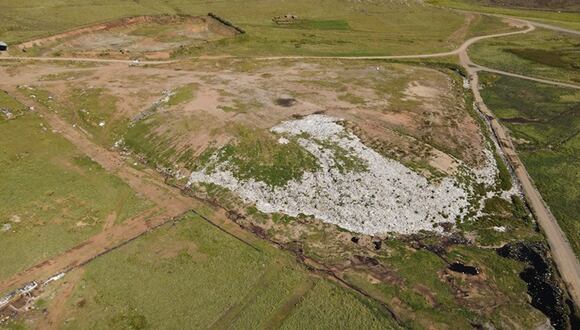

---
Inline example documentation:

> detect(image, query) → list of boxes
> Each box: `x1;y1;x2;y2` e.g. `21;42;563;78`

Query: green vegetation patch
316;138;368;174
167;83;198;106
480;73;580;254
505;48;580;70
280;280;396;329
203;127;320;186
428;0;580;30
124;116;180;168
0;108;152;284
57;213;399;329
470;29;580;84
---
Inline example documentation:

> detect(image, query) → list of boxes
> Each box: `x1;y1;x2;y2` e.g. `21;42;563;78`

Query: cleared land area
479;73;580;255
0;58;559;328
0;1;579;329
470;28;580;84
15;15;240;60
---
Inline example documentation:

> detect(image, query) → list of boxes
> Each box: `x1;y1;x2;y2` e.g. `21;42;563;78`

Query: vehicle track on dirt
1;17;578;89
0;89;258;296
0;9;578;313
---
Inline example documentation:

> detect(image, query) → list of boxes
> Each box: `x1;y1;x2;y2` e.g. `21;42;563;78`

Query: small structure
273;14;299;25
0;41;7;51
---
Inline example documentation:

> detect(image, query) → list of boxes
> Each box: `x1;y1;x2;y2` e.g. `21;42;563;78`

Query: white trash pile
189;115;498;235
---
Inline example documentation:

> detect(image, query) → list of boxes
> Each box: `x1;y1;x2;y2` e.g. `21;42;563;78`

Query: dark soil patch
497;241;573;330
275;98;297;107
448;262;480;275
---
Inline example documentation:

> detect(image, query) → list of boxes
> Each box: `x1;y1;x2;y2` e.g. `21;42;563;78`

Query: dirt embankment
17;15;240;50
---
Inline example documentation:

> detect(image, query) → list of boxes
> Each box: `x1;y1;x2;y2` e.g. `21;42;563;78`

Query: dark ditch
448;262;480;275
497;241;579;330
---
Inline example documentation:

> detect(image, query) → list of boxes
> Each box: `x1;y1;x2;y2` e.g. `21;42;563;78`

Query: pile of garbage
189;115;484;235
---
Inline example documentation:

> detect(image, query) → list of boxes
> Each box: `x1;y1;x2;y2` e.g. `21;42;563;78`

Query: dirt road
472;63;580;89
0;55;174;65
457;30;580;309
0;89;257;295
0;9;578;310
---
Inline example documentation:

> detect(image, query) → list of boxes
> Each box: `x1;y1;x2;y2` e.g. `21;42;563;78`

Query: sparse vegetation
206;127;320;186
167;83;198;106
316;138;368;173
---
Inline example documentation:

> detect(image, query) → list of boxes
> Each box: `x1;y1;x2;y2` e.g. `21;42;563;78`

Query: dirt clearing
17;15;240;60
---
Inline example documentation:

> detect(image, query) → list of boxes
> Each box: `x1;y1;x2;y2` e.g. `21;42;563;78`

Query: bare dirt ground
0;9;578;318
16;15;239;60
38;268;84;330
0;84;266;300
1;58;485;175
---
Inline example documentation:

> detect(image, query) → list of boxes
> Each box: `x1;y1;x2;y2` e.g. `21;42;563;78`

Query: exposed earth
0;1;579;329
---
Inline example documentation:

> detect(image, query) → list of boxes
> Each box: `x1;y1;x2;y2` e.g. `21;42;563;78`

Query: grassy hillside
0;0;510;56
480;73;580;255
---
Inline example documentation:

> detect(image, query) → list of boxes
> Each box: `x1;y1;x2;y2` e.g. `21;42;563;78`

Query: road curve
0;20;577;89
0;9;578;309
458;26;580;309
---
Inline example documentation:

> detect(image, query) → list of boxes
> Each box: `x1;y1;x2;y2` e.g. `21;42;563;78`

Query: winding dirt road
0;9;579;312
457;27;580;308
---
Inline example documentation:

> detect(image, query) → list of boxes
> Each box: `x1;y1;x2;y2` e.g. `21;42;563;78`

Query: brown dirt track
0;10;578;316
0;89;257;296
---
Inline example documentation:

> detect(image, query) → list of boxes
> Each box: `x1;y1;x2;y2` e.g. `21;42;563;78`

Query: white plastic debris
189;115;478;235
492;226;507;232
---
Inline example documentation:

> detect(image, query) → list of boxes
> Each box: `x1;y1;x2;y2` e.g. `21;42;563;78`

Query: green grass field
0;0;512;57
470;28;580;84
52;213;399;329
0;93;152;283
480;73;580;255
428;0;580;30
